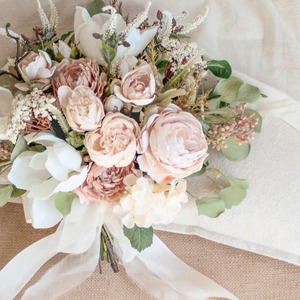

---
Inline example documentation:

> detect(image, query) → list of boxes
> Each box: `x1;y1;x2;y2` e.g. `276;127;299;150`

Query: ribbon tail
124;235;239;300
0;234;58;300
22;228;101;300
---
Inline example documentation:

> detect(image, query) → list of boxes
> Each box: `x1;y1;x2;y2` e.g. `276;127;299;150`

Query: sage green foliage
11;136;28;161
54;192;77;216
123;225;154;252
66;131;85;149
102;39;117;64
244;109;262;133
0;74;19;95
196;175;248;218
207;60;232;79
211;76;261;106
0;184;26;207
86;0;105;16
221;137;251;162
0;185;13;207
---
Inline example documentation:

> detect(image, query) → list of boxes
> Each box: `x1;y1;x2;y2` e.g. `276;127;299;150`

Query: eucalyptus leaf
196;196;226;218
221;137;250;161
11;136;28;161
0;185;13;207
86;0;105;17
236;83;261;103
228;176;249;190
123;225;153;252
102;41;117;64
11;185;26;198
207;60;232;79
244;109;262;133
219;186;247;209
212;77;243;104
54;192;77;216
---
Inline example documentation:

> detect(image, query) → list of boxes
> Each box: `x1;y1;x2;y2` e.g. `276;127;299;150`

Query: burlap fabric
0;203;299;299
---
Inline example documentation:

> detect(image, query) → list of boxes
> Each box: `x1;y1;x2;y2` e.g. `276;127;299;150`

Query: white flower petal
45;146;70;181
29;151;48;170
28;177;60;200
54;166;88;193
8;152;50;190
30;195;63;229
24;132;62;147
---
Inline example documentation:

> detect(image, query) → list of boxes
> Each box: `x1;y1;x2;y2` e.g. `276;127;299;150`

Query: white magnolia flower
0;87;13;140
113;171;188;228
8;133;88;228
53;40;72;58
74;7;158;66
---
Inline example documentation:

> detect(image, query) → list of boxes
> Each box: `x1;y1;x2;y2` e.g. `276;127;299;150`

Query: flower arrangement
0;0;263;298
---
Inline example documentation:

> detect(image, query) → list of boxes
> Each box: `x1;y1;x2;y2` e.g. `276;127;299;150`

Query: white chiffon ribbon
0;201;238;300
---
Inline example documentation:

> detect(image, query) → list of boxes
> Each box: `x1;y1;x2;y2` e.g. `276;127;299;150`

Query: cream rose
57;85;105;132
137;104;208;183
18;50;56;82
114;64;156;106
84;112;140;167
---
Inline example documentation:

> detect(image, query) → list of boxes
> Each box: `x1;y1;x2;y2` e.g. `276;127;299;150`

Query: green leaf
228;176;249;190
0;185;13;207
207;60;232;79
0;74;19;95
86;0;105;17
236;83;261;103
157;60;169;72
11;136;28;161
196;196;226;218
170;33;190;40
54;192;77;216
123;225;153;252
244;109;262;133
102;41;117;64
219;186;247;209
212;77;243;104
11;185;26;198
221;137;250;161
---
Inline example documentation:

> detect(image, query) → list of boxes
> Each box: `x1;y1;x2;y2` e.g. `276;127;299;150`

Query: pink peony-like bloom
52;58;107;97
114;64;156;106
57;85;105;132
137;104;208;183
84;112;140;168
78;162;134;202
18;50;56;82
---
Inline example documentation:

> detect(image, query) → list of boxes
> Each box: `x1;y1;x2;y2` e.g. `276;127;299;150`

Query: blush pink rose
137;104;208;183
52;58;107;97
57;85;105;132
78;162;134;202
18;50;56;81
84;112;140;167
114;64;156;106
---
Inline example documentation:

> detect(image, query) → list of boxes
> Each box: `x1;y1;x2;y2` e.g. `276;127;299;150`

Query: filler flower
78;162;134;203
114;64;156;106
114;171;188;228
7;133;88;228
58;85;105;132
84;112;140;168
138;104;208;183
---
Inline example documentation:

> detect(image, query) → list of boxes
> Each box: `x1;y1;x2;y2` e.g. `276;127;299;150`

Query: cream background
0;0;300;299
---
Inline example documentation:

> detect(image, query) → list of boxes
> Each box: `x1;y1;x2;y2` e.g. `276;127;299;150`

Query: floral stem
101;225;119;273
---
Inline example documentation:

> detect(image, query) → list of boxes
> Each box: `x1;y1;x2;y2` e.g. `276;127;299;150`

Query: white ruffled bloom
8;133;88;228
113;171;188;228
74;7;158;66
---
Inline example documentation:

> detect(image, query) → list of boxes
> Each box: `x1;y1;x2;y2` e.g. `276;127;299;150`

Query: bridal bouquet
0;0;263;299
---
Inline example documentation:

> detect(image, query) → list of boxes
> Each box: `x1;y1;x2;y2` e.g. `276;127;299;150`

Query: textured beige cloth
0;203;300;300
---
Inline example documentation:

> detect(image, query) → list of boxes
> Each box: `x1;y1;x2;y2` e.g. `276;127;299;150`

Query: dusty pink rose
84;112;140;167
137;104;208;183
52;58;107;97
114;64;155;106
18;50;56;82
78;162;134;202
57;85;105;132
